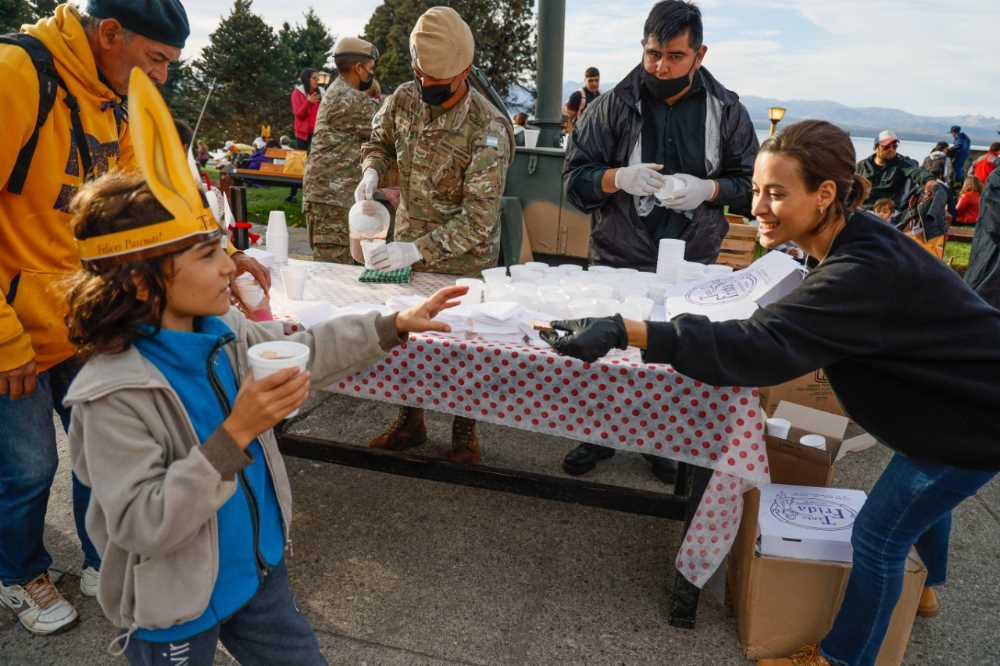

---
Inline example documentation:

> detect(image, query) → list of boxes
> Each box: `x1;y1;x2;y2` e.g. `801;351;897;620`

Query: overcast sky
182;0;999;118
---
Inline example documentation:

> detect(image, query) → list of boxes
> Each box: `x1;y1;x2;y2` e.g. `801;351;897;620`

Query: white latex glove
353;168;379;202
660;173;717;211
613;163;667;196
365;241;422;272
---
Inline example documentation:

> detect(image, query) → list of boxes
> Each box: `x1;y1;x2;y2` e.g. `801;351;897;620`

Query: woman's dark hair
990;142;1000;153
173;118;194;149
64;172;181;359
299;68;317;92
760;120;871;229
933;141;948;152
644;0;703;49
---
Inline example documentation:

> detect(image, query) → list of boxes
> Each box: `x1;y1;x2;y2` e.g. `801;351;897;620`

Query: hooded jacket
66;308;405;634
291;84;321;142
0;5;133;374
563;65;758;269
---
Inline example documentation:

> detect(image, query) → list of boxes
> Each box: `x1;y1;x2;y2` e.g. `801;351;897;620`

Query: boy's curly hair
64;171;178;359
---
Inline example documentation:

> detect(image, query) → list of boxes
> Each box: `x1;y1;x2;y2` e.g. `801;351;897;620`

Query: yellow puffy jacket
0;4;133;373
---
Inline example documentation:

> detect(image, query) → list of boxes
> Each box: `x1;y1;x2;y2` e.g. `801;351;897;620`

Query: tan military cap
333;36;378;60
409;6;474;79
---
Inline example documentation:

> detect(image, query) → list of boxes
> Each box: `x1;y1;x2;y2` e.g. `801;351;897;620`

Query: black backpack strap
0;33;93;194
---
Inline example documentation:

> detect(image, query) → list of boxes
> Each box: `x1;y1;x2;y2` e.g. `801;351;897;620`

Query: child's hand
395;286;467;334
222;368;310;449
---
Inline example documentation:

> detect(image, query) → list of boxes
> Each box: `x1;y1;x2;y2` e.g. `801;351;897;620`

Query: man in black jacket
563;0;757;272
560;0;758;478
856;130;933;209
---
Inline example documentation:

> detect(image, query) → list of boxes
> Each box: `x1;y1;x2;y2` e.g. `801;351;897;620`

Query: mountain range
507;81;1000;147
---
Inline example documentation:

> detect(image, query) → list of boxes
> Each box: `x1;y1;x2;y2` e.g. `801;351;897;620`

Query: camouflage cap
409;6;474;79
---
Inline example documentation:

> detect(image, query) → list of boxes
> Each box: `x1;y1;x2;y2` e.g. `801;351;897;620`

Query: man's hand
365;242;422;272
661;173;717;210
232;252;271;290
540;315;629;363
613;163;667;196
354;168;379;202
395;285;467;334
0;359;39;400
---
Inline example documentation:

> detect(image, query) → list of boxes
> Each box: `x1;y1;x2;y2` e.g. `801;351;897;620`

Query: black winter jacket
965;167;1000;309
563;66;758;270
645;211;1000;471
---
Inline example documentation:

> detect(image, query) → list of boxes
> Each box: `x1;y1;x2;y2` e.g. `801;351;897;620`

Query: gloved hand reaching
353;168;379;202
613;163;667;196
539;315;629;363
363;241;423;272
659;173;716;211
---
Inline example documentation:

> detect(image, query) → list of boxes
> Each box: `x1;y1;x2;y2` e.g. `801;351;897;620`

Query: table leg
668;463;713;629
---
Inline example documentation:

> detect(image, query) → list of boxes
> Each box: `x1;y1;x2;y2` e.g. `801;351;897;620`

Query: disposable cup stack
266;211;289;266
656;239;686;283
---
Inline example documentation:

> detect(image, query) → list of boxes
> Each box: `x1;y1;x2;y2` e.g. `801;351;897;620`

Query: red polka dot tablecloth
270;261;770;587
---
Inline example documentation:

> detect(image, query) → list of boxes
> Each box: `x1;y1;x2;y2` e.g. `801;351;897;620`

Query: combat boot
368;407;427;451
447;417;480;465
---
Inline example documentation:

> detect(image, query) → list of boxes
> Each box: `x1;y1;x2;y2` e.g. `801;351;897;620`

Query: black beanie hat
86;0;190;49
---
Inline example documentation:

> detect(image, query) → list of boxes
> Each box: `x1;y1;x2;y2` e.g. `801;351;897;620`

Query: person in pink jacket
290;68;322;151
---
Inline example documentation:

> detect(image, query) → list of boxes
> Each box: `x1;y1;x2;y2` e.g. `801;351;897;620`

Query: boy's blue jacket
65;307;405;635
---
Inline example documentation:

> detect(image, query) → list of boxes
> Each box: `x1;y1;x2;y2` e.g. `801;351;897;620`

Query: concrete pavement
1;392;998;665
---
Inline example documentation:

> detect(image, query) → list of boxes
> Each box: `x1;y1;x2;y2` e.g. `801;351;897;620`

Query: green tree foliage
278;7;335;74
192;0;296;145
363;0;534;98
1;0;58;33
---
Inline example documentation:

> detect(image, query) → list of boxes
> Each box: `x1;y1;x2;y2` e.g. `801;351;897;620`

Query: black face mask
642;60;697;100
358;70;374;92
417;79;453;106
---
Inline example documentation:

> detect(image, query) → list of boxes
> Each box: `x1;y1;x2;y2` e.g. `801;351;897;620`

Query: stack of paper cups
266;211;289;265
656;239;685;283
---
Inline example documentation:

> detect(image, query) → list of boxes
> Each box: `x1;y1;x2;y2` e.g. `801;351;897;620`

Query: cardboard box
762;368;845;416
765;401;850;487
758;484;867;563
728;489;927;664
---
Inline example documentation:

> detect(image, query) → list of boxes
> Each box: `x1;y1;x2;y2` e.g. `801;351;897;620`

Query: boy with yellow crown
63;69;467;665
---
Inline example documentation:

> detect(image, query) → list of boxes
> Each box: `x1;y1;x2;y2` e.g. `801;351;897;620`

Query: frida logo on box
813;368;829;385
770;492;858;531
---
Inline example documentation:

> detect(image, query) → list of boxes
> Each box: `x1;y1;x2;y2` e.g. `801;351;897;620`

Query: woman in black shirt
544;120;1000;666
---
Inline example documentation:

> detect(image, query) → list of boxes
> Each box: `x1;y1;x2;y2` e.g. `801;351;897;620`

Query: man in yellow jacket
0;0;256;637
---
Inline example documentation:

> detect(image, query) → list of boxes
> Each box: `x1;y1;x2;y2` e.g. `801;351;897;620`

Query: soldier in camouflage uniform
356;6;514;464
302;37;380;263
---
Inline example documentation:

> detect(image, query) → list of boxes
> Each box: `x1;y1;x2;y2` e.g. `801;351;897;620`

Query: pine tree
279;8;335;74
363;0;534;99
193;0;296;145
0;0;34;33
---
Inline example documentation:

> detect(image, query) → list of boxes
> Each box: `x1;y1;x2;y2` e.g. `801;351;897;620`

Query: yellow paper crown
77;68;218;262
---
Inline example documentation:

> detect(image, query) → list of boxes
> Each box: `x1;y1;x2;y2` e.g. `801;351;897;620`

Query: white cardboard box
757;484;867;563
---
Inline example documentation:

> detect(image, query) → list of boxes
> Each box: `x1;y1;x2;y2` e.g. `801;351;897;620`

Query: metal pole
532;0;566;148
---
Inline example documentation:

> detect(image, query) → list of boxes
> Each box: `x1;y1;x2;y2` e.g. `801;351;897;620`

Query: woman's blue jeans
0;359;101;585
821;453;996;666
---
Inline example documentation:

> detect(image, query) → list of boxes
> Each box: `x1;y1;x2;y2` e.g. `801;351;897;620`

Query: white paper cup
481;266;509;283
800;434;827;450
524;261;549;271
234;275;265;308
485;282;514;302
247;341;310;417
557;264;583;273
281;267;307;300
765;417;792;439
587;265;615;274
509;265;543;283
455;278;484;306
622;296;654;321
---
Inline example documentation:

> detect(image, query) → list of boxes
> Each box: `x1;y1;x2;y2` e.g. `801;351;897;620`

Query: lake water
755;130;941;164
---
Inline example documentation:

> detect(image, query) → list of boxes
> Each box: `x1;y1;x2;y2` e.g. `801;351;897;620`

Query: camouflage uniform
361;81;514;277
303;77;380;263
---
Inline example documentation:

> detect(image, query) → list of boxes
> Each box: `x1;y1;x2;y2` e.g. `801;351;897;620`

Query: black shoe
643;454;678;484
562;443;615;476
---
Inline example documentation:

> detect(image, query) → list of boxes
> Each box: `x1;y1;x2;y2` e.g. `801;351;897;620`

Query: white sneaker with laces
79;566;99;598
0;573;79;635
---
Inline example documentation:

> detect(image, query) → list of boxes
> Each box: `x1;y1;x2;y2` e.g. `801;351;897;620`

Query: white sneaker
79;566;99;598
0;573;79;635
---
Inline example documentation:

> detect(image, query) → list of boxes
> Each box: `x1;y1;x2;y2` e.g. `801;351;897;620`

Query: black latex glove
539;315;629;363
